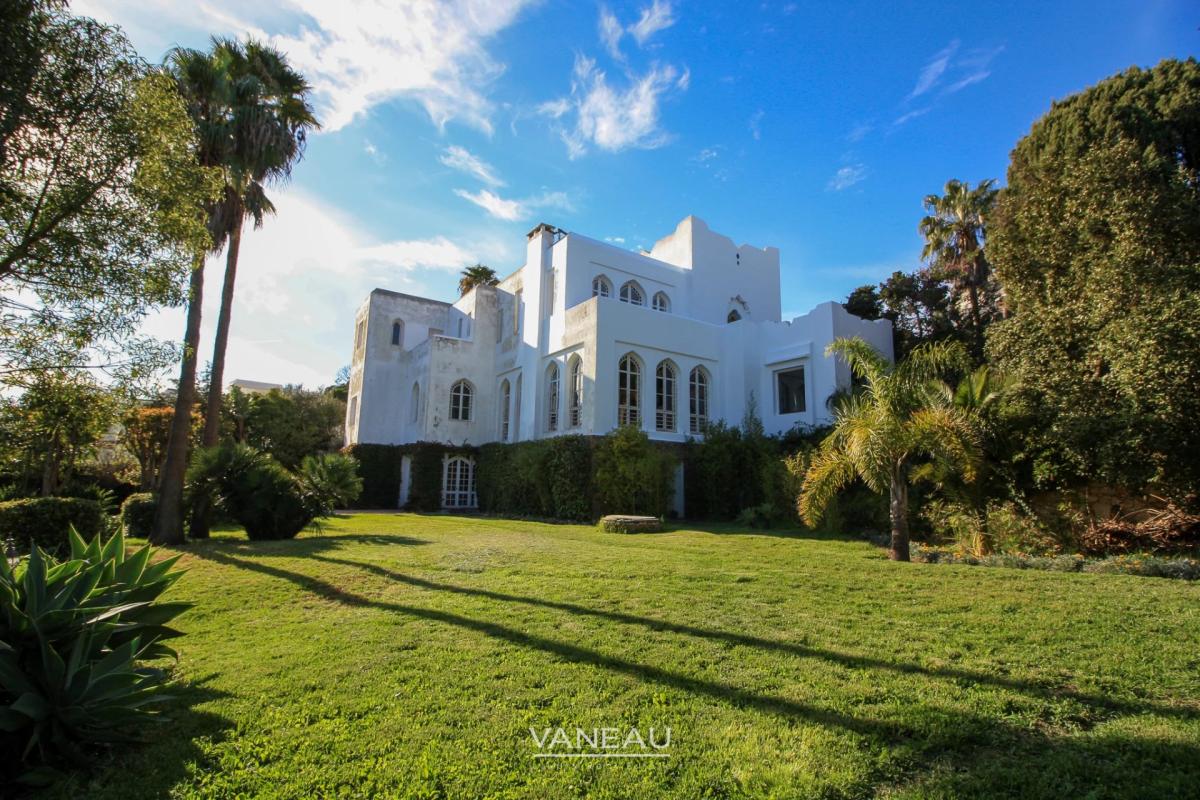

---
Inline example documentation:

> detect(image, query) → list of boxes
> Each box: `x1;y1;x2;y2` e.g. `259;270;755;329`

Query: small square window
776;368;806;414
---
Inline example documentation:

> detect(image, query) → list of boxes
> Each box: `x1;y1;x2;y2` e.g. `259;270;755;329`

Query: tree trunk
191;214;243;540
888;464;911;562
151;253;205;546
967;279;982;358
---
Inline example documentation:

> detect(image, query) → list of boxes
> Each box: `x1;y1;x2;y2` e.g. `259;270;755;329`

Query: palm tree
918;179;999;358
458;264;499;296
151;46;232;545
153;39;317;544
799;337;980;561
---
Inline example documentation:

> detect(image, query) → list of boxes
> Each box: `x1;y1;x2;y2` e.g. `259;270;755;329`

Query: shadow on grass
45;676;233;800
189;545;1200;798
182;532;430;556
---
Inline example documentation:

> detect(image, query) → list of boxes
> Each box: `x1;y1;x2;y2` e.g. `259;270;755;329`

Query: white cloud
909;40;960;99
455;189;526;221
629;0;676;45
827;164;867;191
440;145;504;187
749;109;765;140
454;188;573;221
599;6;625;60
74;0;537;134
846;122;873;142
545;55;686;158
138;189;503;389
945;70;991;94
893;107;931;126
605;236;626;244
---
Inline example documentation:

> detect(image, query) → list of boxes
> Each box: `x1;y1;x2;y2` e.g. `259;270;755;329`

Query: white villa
345;216;892;505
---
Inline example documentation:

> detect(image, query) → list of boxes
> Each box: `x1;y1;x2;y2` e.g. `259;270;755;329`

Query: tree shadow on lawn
184;532;430;556
189;547;1200;798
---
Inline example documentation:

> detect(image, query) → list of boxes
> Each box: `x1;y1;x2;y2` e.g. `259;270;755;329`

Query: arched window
449;379;473;421
592;275;612;298
652;292;671;312
618;353;641;427
391;320;405;346
619;281;645;306
655;361;677;431
410;382;420;423
689;367;710;434
545;362;560;432
499;379;511;441
442;456;477;508
727;309;742;323
513;373;523;441
567;355;583;428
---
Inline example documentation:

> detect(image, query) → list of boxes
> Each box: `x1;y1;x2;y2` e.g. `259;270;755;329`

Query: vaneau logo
529;726;672;759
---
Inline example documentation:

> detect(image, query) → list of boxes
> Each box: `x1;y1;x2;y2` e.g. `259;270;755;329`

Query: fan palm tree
153;39;317;544
458;264;499;296
151;46;233;545
800;337;980;561
191;40;316;539
918;179;999;358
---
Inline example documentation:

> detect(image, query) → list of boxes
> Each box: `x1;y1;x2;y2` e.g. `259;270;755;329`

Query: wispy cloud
599;6;625;60
827;164;867;191
542;55;687;158
629;0;676;45
846;122;873;142
893;107;931;127
439;145;504;187
748;109;765;140
454;188;573;221
909;40;960;99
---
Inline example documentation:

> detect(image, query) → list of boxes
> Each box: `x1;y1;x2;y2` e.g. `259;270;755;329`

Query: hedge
342;442;473;511
120;493;157;538
0;497;104;555
476;436;593;521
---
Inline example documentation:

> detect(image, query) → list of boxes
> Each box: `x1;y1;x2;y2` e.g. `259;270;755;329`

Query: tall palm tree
458;264;499;296
918;179;999;358
201;39;317;449
800;337;980;561
151;46;232;545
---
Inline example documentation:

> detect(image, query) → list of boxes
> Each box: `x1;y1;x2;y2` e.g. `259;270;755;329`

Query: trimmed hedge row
0;497;104;554
342;442;473;511
476;436;594;521
120;493;157;538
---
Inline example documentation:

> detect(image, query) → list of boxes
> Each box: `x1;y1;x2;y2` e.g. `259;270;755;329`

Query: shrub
0;530;191;786
924;499;1059;556
0;497;103;555
736;503;778;529
187;444;316;540
593;426;674;517
120;493;157;538
298;453;363;516
477;437;593;521
599;515;662;534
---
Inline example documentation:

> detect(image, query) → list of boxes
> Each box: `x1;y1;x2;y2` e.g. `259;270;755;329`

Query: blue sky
77;0;1197;388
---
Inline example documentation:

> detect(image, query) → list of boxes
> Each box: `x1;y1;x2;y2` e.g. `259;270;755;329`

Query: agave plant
0;529;191;785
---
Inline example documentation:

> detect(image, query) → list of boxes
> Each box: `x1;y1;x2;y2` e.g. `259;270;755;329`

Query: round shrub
187;444;316;540
0;497;104;555
120;492;158;538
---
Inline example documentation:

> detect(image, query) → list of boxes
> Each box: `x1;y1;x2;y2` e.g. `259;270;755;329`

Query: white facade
345;215;892;450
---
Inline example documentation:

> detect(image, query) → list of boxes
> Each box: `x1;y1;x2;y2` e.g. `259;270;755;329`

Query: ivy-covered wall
342;442;473;510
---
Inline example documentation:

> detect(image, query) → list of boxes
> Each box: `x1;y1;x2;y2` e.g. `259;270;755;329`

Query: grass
49;514;1200;799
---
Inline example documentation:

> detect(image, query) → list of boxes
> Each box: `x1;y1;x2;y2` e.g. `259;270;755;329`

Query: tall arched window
592;275;612;298
618;353;641;427
727;309;742;323
567;355;583;428
652;292;671;312
391;319;405;346
619;281;645;306
689;367;710;434
442;456;477;508
655;361;677;431
410;382;420;423
545;362;560;432
499;379;511;441
449;379;473;421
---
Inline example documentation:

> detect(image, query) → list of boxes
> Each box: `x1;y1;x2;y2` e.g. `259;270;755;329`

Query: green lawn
51;514;1200;799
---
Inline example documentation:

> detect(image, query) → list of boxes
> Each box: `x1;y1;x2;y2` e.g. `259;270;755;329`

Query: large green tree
458;264;499;296
0;2;216;384
800;338;979;561
987;58;1200;502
